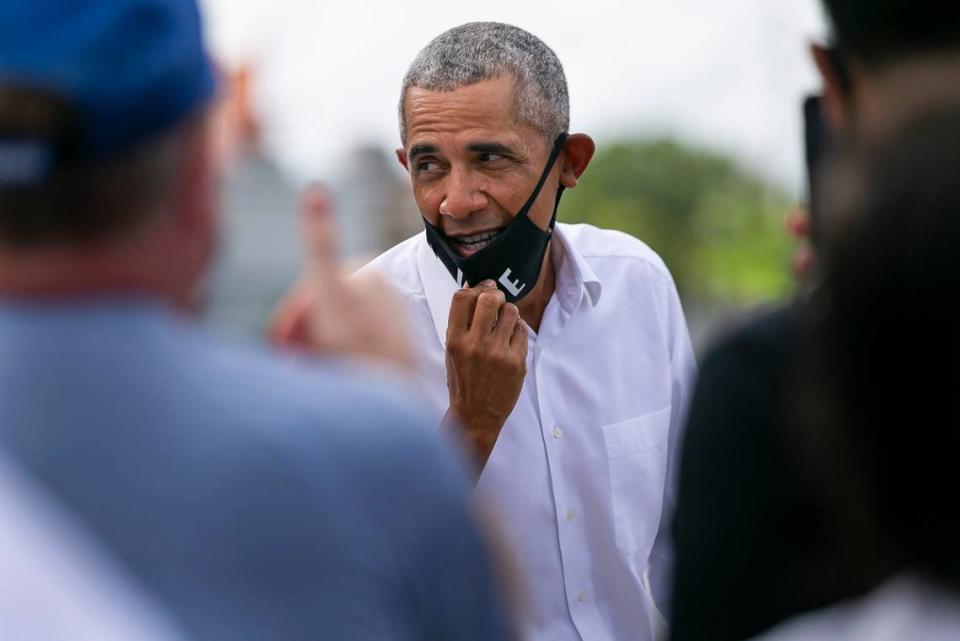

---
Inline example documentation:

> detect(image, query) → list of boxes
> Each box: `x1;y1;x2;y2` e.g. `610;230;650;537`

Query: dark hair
800;106;960;589
0;87;192;248
821;0;960;67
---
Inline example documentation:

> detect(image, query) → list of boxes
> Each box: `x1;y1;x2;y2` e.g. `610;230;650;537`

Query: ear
147;116;219;312
396;147;409;172
177;121;218;240
810;43;850;132
559;133;596;189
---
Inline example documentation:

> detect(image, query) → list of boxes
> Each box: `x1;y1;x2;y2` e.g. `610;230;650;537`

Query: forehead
403;76;537;146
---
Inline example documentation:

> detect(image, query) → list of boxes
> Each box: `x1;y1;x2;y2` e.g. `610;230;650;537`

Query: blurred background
199;0;827;351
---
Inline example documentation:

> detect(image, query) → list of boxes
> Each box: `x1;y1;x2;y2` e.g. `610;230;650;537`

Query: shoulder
559;222;674;283
356;232;427;299
699;305;799;374
167;325;446;481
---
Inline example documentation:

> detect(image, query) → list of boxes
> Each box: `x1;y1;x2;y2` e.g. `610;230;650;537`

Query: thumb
269;281;317;350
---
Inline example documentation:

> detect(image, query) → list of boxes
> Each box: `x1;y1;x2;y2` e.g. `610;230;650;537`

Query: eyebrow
408;141;517;160
467;142;515;155
408;143;438;160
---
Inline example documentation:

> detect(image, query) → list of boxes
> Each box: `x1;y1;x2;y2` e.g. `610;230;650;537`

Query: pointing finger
301;182;340;285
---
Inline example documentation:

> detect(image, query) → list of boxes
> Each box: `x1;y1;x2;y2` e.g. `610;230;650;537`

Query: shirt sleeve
646;271;698;623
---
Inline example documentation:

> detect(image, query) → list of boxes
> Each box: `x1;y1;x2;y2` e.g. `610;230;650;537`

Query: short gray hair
399;22;569;146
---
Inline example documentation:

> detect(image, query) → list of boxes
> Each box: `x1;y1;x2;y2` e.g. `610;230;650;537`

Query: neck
517;241;556;333
0;238;196;311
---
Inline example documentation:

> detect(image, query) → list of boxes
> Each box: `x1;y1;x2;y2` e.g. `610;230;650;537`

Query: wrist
448;402;503;434
443;405;500;466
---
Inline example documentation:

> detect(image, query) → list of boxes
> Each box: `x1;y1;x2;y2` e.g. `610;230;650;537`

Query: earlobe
560;133;596;189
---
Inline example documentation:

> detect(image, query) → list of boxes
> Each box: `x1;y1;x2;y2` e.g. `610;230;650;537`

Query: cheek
528;197;556;231
412;182;443;224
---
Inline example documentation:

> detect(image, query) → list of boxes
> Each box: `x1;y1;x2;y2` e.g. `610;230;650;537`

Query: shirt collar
416;224;602;347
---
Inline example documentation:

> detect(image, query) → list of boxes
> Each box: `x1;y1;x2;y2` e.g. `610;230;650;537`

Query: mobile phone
803;95;834;240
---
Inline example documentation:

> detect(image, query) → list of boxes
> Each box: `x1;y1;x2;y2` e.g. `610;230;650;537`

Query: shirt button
566;508;576;521
552;426;563;439
577;591;586;602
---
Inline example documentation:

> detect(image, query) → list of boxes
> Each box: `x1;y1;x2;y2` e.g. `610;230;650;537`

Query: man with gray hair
278;21;697;641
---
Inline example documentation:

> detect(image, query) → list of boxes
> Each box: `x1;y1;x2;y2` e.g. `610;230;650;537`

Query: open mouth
449;227;505;256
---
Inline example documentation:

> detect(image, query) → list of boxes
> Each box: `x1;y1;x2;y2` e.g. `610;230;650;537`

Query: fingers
792;243;815;280
269;280;316;349
510;318;528;355
448;280;495;335
471;286;507;336
786;205;811;239
493;302;520;342
301;183;339;284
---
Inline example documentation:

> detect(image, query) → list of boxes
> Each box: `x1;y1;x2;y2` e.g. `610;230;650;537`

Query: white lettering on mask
498;268;526;298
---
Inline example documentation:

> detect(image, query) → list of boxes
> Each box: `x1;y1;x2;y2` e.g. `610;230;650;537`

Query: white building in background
205;67;419;338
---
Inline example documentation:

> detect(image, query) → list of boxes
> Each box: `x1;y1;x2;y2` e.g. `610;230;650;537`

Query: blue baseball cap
0;0;217;182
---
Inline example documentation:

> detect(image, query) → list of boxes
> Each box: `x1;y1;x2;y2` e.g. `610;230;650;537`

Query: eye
477;152;505;163
414;159;443;176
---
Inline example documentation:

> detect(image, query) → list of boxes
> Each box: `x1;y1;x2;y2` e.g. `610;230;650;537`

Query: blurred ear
396;147;409;172
559;133;595;189
176;118;218;239
811;43;850;132
167;114;218;306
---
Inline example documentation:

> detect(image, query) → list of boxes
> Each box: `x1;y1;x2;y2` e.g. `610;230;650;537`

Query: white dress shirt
364;222;697;641
0;453;182;641
753;576;960;641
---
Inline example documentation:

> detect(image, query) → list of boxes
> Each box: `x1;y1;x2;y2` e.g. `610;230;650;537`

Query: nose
439;166;487;220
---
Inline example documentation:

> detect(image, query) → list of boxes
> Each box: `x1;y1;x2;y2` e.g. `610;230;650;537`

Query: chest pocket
602;405;672;558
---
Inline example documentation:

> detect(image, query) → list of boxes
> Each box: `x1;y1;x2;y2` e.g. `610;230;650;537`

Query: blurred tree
559;139;793;310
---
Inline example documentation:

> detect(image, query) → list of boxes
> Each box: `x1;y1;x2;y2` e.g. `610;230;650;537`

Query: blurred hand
443;281;528;474
787;205;815;280
270;184;413;372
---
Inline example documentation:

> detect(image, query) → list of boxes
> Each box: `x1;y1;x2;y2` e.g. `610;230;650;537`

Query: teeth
456;229;501;245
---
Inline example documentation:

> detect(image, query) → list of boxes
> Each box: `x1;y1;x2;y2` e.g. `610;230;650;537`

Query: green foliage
559;138;794;307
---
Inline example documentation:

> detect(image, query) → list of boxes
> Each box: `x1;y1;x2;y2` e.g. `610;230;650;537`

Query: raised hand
270;184;413;372
443;280;528;474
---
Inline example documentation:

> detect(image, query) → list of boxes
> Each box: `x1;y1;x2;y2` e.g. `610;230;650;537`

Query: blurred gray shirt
0;298;509;641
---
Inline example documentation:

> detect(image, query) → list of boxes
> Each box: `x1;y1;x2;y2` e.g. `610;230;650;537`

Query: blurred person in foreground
0;452;182;641
275;21;697;641
0;1;510;639
670;2;960;641
755;105;960;641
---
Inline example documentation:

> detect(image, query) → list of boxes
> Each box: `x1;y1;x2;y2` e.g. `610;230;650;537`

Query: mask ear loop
515;133;568;232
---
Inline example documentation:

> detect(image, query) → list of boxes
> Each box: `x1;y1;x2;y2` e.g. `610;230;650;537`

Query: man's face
397;76;559;258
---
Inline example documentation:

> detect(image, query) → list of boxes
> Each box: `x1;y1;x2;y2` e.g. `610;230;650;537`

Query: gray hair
399;22;569;146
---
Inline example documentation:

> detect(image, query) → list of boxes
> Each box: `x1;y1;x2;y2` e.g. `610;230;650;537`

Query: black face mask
423;133;568;303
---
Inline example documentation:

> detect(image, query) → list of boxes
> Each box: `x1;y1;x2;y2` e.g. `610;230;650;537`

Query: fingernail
480;280;496;288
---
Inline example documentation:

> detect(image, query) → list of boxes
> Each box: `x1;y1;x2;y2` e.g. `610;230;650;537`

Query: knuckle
446;336;464;354
452;289;474;305
492;353;511;369
479;289;506;306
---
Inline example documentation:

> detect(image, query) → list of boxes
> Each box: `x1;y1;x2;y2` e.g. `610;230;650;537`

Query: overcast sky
201;0;827;196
